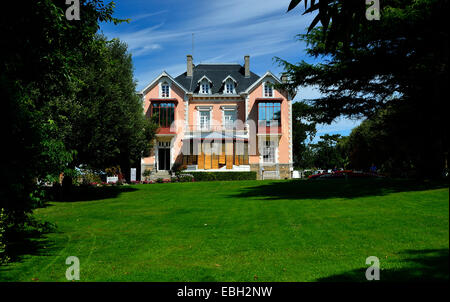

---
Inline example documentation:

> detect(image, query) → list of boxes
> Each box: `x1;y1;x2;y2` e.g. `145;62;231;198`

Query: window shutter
198;151;205;169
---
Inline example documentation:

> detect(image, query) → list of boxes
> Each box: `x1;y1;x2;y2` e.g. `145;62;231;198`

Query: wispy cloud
128;10;168;22
102;1;313;89
101;1;360;137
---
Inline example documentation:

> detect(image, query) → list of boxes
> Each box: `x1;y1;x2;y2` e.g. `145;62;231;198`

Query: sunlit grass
1;179;448;281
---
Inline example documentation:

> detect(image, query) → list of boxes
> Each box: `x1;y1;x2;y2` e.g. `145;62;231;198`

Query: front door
158;148;171;171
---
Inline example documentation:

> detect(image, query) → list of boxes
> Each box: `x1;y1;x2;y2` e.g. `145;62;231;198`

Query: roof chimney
244;55;250;78
186;55;193;77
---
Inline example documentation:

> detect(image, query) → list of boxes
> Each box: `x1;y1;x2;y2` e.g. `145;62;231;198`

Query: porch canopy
182;132;249;169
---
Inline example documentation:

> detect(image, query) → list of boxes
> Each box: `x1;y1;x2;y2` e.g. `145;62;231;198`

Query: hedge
188;171;257;181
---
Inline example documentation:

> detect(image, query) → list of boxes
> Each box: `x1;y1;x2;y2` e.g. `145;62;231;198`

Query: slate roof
174;64;260;94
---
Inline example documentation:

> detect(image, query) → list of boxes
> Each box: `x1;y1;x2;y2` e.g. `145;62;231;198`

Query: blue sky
99;0;362;141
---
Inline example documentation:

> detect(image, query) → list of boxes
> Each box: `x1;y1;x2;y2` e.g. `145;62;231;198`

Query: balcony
187;123;248;133
156;126;176;135
257;120;281;135
184;124;249;140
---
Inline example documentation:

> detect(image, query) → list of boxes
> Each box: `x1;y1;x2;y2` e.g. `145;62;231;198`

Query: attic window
264;81;273;97
225;81;234;94
161;82;170;97
200;80;210;94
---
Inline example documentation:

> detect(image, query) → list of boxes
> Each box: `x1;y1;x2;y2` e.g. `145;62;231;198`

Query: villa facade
140;55;293;179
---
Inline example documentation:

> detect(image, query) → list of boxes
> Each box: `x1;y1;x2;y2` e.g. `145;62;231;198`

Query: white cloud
102;1;317;91
129;10;168;22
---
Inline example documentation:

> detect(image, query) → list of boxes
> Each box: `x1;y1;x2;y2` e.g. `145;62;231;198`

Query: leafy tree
1;0;120;218
1;0;155;262
279;0;448;177
66;36;157;182
309;134;346;169
291;102;317;168
343;102;439;177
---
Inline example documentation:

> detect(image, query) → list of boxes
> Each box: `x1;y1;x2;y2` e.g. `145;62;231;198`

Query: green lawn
1;179;448;282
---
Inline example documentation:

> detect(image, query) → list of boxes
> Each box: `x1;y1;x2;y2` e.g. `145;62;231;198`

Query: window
151;102;175;127
264;81;273;97
223;109;236;129
225;82;234;94
161;82;170;97
199;110;211;130
262;140;276;163
258;102;281;126
200;80;210;94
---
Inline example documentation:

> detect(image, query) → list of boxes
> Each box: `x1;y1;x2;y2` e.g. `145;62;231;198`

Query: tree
1;1;156;260
291;102;317;168
310;134;346;169
66;36;157;182
279;0;448;177
1;0;121;217
343;102;438;177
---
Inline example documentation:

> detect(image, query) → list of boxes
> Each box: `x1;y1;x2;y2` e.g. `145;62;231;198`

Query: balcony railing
187;124;248;132
258;120;281;134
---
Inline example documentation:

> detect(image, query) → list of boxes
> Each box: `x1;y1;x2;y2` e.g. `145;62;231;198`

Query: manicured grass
1;179;448;281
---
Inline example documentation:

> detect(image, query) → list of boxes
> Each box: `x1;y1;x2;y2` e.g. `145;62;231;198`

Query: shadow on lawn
231;178;448;201
0;226;62;280
46;185;138;203
317;249;449;282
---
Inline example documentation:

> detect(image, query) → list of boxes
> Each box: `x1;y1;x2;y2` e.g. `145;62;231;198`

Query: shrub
170;162;187;178
80;171;102;185
156;178;164;183
303;170;314;178
178;174;195;182
0;209;9;265
188;171;256;181
142;169;152;180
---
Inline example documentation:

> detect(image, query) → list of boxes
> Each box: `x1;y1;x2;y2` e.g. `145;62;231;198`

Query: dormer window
161;82;170;97
222;75;237;94
264;81;273;97
198;75;212;94
200;81;210;94
225;82;234;94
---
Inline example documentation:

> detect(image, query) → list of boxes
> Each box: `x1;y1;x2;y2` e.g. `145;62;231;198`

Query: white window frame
159;80;171;98
222;75;237;94
223;108;237;129
200;80;210;94
260;138;278;164
198;76;212;95
263;81;274;98
197;106;212;131
225;82;234;94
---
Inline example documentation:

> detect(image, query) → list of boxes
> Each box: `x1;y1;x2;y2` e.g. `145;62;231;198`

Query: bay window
151;102;175;128
258;102;281;127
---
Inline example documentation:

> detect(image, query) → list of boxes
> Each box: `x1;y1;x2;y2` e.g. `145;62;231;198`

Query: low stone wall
250;163;292;180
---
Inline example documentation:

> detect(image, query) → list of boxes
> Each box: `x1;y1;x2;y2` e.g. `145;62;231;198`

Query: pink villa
139;55;293;179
